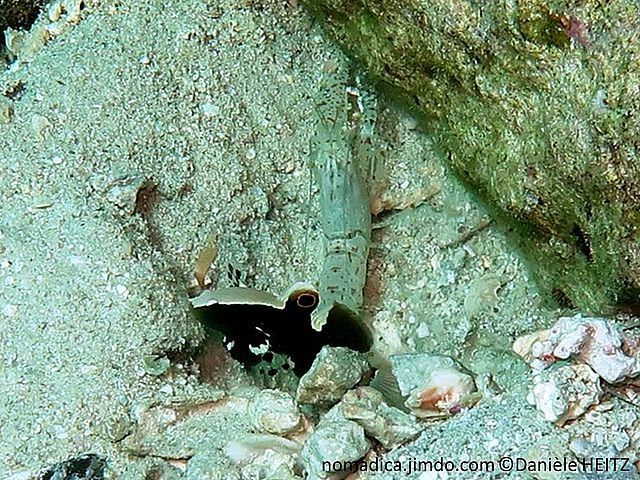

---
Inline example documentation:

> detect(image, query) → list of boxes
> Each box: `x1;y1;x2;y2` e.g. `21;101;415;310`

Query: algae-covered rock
0;0;46;32
302;0;640;313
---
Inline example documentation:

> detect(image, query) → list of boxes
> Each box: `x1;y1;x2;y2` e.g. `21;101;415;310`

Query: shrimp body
309;85;373;330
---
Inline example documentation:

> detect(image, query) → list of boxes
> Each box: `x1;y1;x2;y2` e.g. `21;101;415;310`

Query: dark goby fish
190;282;372;376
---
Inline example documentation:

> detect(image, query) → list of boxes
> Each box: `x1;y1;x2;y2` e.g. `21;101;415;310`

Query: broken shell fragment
405;366;478;418
104;174;146;216
389;353;478;418
190;281;319;310
237;448;298;480
512;329;550;364
142;354;170;376
194;234;218;289
190;286;285;310
225;434;301;465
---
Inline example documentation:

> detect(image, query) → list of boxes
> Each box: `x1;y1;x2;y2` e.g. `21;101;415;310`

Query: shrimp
308;79;376;331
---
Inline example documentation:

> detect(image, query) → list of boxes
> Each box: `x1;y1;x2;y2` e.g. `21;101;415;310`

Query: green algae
302;0;640;313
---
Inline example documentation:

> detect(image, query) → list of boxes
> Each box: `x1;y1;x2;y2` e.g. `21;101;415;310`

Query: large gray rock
302;0;640;313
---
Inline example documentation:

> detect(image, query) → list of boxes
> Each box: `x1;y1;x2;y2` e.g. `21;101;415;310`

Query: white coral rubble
515;315;640;383
514;314;640;424
526;364;602;425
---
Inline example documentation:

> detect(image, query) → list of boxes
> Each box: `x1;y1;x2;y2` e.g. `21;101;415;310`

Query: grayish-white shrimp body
305;83;406;410
309;84;374;330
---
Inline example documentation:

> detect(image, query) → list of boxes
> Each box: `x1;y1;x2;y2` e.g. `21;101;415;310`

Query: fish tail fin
367;352;408;412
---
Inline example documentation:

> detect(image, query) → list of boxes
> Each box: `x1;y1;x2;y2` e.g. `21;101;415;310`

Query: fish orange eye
295;292;318;309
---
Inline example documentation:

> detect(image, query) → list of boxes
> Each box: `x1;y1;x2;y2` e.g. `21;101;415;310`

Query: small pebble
248;389;302;435
300;419;370;479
